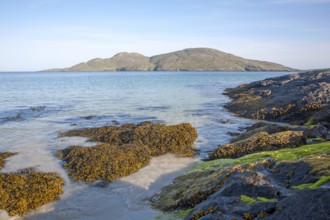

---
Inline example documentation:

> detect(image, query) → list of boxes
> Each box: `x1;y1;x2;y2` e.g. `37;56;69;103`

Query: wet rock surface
224;69;330;126
0;153;64;216
59;122;198;182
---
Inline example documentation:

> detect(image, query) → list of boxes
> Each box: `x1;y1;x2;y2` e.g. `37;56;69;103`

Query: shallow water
0;71;290;219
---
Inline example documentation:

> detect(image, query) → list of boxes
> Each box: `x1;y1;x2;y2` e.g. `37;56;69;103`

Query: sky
0;0;329;71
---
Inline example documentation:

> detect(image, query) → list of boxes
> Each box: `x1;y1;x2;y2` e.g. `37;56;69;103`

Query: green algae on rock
151;142;330;219
59;122;198;182
209;130;305;160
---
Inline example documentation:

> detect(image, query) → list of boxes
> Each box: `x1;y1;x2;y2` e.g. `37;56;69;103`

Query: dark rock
224;69;330;126
271;161;316;188
264;189;330;220
217;170;279;198
326;133;330;141
111;120;120;125
82;115;94;120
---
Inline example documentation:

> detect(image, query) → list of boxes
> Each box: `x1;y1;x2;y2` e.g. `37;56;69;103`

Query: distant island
43;48;295;72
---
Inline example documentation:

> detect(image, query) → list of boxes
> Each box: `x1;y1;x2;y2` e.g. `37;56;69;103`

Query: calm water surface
0;71;290;219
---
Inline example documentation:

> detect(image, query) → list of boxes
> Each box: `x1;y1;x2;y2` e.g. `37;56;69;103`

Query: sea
0;71;290;220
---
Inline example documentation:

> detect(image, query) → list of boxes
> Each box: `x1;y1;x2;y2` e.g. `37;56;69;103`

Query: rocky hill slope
44;48;294;72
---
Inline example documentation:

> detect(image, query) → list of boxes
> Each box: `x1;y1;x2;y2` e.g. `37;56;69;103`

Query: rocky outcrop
59;122;198;182
152;69;330;220
209;130;305;160
230;122;328;143
152;146;330;220
264;188;330;220
225;69;330;127
43;48;294;72
0;153;64;216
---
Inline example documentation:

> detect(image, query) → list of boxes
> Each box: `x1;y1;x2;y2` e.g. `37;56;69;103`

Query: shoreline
152;68;330;220
1;69;327;219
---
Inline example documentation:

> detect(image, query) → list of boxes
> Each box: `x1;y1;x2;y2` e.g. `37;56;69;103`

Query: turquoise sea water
0;71;290;219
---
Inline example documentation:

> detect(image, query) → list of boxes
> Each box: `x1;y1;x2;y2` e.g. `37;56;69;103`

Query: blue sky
0;0;329;71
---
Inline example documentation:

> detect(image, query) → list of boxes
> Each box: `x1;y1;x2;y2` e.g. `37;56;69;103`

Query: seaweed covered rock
151;168;229;211
0;152;64;216
152;142;330;220
0;168;64;216
57;144;151;182
64;121;197;156
59;122;198;182
151;160;278;212
0;152;16;169
209;130;305;160
225;69;330;126
231;122;327;143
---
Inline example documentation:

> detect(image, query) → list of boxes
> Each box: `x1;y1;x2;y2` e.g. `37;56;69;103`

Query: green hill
44;48;294;72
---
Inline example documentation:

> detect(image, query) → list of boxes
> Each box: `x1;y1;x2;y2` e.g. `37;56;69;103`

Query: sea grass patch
0;168;64;216
59;122;198;182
